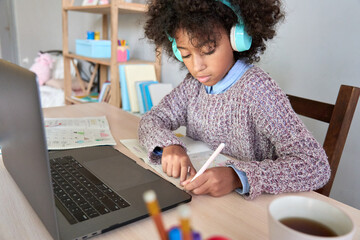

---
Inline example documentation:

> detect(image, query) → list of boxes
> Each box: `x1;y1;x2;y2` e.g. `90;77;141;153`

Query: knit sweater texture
138;66;331;199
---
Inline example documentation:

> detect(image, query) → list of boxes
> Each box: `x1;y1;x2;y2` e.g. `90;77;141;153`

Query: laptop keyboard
50;156;130;225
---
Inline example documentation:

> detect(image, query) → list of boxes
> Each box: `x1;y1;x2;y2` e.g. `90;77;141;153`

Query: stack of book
70;82;110;103
98;82;111;102
119;64;173;114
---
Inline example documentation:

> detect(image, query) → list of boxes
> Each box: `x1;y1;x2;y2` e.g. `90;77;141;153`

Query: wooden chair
287;85;360;197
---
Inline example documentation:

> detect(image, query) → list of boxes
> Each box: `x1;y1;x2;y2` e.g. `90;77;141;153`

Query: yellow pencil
143;190;168;240
178;204;192;240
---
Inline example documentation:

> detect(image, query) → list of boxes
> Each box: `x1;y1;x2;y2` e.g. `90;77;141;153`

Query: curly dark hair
144;0;284;64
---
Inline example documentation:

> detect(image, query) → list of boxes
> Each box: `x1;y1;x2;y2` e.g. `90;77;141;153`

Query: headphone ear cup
230;24;252;52
171;39;183;62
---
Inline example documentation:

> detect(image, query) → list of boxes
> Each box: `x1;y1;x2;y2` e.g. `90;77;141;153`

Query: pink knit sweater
138;66;331;199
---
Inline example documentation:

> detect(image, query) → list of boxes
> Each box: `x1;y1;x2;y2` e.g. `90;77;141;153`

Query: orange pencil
178;204;192;240
143;190;168;240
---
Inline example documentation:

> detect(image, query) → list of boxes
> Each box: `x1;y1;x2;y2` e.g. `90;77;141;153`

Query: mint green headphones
168;0;252;62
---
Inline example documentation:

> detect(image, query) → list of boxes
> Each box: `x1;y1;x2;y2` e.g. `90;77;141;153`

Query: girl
138;0;330;199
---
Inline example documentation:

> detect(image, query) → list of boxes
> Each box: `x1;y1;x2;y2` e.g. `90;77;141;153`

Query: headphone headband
217;0;243;24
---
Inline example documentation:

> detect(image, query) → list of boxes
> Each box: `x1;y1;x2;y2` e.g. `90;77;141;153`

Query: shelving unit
62;0;161;107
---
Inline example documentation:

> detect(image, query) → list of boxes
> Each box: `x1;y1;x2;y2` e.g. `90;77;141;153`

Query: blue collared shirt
205;59;252;94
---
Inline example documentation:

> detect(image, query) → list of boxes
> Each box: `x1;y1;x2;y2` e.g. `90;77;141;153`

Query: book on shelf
119;65;130;111
148;83;173;107
143;82;156;112
103;87;111;103
118;64;174;114
136;81;146;114
98;82;111;102
123;64;157;112
137;80;158;114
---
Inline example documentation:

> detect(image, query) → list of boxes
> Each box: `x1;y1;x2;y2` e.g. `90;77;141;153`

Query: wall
258;0;360;209
0;0;18;63
13;0;95;67
12;0;360;208
13;0;61;67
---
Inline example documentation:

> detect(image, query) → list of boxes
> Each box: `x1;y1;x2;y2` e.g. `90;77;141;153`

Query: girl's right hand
161;145;197;183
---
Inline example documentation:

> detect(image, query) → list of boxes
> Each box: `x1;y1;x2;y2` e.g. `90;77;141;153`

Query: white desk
1;103;359;239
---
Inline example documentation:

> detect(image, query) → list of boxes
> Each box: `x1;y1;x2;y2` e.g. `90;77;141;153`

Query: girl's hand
162;145;197;182
181;167;242;197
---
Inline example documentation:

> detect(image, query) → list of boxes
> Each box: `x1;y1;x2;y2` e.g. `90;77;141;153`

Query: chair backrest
287;85;360;197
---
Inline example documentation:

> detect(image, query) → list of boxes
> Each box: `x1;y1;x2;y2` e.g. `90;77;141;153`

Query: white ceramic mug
268;196;355;240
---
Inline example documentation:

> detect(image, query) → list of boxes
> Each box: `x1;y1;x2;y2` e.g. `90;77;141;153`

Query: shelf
118;2;147;13
63;3;147;14
117;59;157;65
65;53;156;66
62;0;161;107
65;53;111;65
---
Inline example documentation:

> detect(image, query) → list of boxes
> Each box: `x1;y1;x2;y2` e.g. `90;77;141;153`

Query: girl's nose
192;54;206;72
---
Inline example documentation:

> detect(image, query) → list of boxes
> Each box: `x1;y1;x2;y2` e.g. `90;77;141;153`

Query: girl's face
175;27;235;86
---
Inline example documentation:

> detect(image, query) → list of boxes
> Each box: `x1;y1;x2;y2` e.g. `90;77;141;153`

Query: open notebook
120;134;229;187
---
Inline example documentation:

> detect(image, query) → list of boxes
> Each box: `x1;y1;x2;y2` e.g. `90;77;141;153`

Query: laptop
0;59;191;240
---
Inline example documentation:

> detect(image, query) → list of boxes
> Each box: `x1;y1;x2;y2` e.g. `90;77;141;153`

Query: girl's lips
197;75;211;83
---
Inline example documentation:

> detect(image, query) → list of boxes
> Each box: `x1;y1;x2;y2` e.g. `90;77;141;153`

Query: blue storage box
75;39;111;58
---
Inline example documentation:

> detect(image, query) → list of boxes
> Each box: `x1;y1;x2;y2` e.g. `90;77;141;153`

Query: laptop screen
0;59;60;239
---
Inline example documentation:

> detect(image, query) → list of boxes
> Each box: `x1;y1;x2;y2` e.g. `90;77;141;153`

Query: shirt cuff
153;146;163;156
227;164;250;195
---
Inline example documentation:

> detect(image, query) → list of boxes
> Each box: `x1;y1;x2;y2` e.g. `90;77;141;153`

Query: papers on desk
120;135;229;186
44;116;116;150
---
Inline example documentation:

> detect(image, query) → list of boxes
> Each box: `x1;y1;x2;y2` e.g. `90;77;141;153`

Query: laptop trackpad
84;156;158;192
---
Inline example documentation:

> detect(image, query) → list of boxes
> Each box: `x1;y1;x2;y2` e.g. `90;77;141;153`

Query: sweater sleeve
138;76;199;163
230;72;331;200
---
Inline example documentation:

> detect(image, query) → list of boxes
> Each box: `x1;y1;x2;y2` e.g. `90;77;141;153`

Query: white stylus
190;143;225;183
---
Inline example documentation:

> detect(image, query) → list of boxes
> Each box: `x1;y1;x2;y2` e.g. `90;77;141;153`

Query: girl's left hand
181;167;242;197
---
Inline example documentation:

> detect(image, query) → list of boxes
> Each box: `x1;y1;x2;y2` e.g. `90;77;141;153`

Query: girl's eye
203;49;215;55
181;54;191;59
201;44;216;55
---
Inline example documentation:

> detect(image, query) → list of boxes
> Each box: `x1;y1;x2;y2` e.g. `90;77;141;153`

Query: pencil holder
168;226;201;240
117;46;130;62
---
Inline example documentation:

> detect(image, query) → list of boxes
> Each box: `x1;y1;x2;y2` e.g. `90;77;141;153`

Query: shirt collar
205;59;252;94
